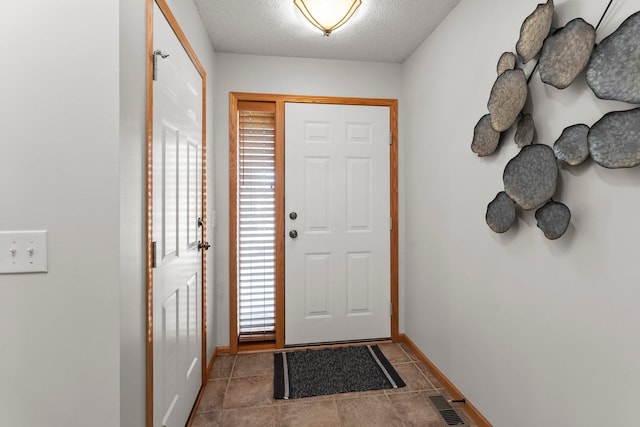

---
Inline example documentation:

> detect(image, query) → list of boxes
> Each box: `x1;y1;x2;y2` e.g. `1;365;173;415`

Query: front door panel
284;103;390;345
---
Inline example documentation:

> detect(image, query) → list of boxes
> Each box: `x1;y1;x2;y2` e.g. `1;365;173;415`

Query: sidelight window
237;102;276;342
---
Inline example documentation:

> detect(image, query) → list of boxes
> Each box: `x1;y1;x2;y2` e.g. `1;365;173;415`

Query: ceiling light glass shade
294;0;362;36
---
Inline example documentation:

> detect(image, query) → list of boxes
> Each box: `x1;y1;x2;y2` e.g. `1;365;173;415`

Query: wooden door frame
229;92;398;354
145;1;208;425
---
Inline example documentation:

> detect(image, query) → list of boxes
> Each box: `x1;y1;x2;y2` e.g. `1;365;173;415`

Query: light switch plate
0;230;48;274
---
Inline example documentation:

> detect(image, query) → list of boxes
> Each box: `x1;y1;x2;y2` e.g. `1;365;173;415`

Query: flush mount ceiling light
294;0;362;36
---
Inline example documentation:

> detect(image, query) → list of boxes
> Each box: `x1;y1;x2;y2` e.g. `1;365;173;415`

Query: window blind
237;106;276;342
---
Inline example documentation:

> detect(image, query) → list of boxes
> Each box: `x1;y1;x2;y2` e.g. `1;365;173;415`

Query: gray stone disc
497;52;516;75
588;108;640;168
471;114;501;156
539;18;596;89
503;144;558;210
514;113;535;148
488;69;528;132
553;124;590;165
486;191;516;233
586;11;640;104
535;201;571;240
516;0;554;63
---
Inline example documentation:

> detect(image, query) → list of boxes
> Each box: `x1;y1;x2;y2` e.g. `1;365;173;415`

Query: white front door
152;4;203;426
284;103;391;345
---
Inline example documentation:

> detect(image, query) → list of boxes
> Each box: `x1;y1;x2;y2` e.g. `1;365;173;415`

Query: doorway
229;93;398;352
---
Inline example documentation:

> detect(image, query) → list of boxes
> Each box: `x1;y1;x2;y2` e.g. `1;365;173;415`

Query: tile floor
191;342;478;427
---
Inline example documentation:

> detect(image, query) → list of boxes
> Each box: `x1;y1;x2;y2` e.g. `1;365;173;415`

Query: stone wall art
586;11;640;104
535;201;571;240
553;124;590;166
514;113;535;148
471;0;640;240
503;144;558;210
487;69;528;132
486;192;516;233
538;18;596;89
588;108;640;168
497;52;517;75
471;114;501;157
516;0;554;63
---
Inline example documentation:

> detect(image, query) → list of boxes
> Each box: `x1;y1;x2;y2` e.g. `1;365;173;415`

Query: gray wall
1;1;120;425
401;0;640;425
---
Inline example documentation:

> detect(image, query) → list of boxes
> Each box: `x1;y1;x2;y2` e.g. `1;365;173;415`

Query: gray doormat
274;345;405;399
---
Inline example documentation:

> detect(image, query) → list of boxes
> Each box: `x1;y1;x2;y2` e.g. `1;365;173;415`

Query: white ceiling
194;0;461;63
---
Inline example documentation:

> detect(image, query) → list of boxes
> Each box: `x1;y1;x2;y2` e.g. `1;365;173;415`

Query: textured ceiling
194;0;461;63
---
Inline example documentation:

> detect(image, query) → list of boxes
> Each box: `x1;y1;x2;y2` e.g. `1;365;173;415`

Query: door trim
229;93;398;354
145;1;208;425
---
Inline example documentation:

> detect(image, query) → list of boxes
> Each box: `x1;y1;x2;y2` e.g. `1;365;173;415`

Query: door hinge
152;50;169;81
151;241;157;268
389;302;393;316
389;131;393;145
390;217;393;230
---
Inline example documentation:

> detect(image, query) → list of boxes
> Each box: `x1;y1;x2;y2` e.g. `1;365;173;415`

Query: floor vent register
427;395;469;426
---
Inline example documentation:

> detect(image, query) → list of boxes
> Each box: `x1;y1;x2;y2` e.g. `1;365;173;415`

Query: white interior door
284;103;391;345
152;4;203;426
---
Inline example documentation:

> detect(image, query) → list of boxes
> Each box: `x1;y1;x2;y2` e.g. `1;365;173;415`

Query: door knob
289;212;298;220
198;241;211;251
289;230;298;239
